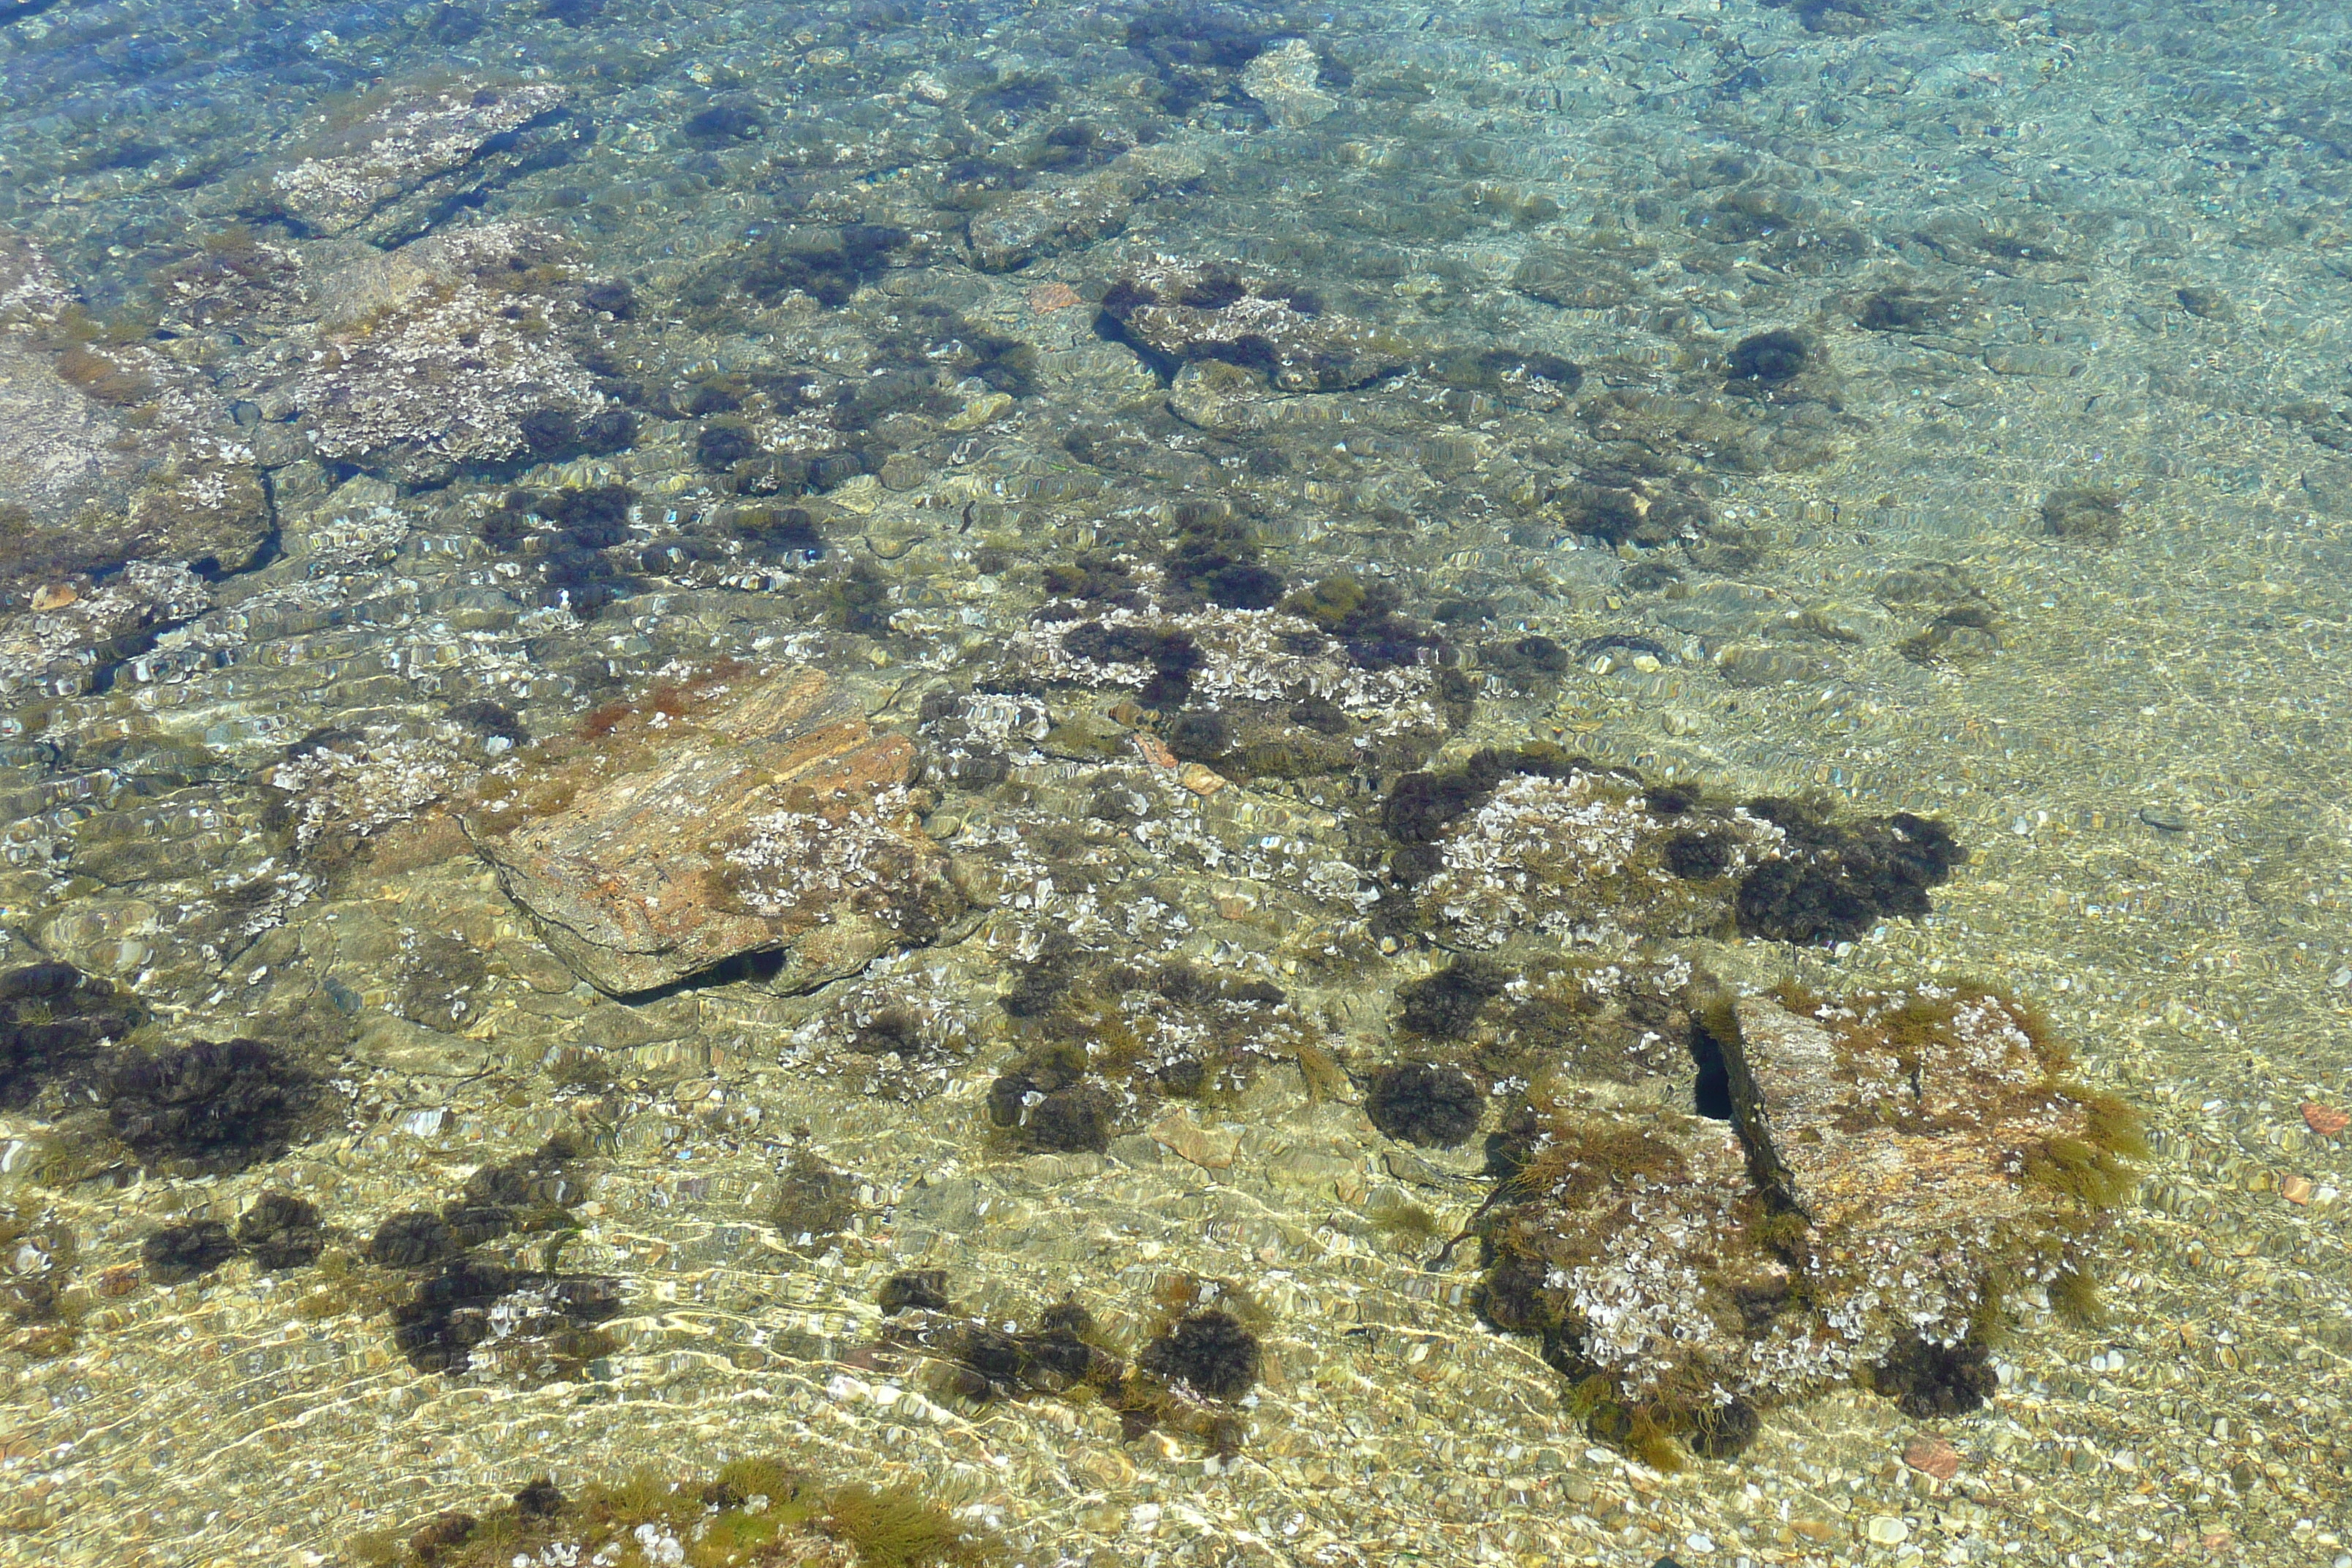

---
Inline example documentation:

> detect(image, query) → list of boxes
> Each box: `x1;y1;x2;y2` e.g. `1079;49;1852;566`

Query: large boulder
1477;982;2141;1454
467;666;965;996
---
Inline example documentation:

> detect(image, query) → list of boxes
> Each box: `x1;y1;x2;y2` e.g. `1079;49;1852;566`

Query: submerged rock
1101;261;1409;391
1478;982;2141;1455
467;666;965;996
1240;39;1338;128
283;224;612;485
255;78;574;243
968;145;1204;272
0;235;271;606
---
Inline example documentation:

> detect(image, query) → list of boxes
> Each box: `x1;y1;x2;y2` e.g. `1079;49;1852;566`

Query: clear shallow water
0;0;2349;1564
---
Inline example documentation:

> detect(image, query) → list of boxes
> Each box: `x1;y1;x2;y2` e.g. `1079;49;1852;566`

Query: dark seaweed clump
1733;801;1965;944
479;485;644;619
579;279;636;318
430;1133;584;1249
998;943;1082;1019
728;505;826;559
985;1056;1113;1153
741;224;909;308
770;1155;858;1245
107;1037;317;1173
931;1306;1125;1404
1382;745;1599;848
1164;709;1231;762
682;103;762;143
369;1210;460;1269
389;1258;621;1376
238;1191;325;1270
513;1478;565;1518
1126;7;1270;115
1663;826;1736;881
1365;1061;1483;1149
1163;504;1284;610
1059;620;1202;709
516;406;636;463
1281;574;1450;672
1138;1308;1261;1401
2040;486;2123;543
1;960;145;1109
447;698;528;745
1397;958;1509;1039
143;1219;239;1284
878;1268;954;1315
1728;328;1808;384
873;1273;1256;1455
370;1133;607;1375
1869;1335;1998;1418
1482;633;1570;678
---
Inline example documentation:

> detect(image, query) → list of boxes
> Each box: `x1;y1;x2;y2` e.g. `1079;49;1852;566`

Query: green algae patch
355;1460;998;1568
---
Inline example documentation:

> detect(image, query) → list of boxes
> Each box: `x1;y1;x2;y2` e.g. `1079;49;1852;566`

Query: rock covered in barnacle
1387;753;1966;950
1477;982;2140;1454
284;224;610;486
1100;261;1409;392
466;665;965;997
0;235;271;601
1417;771;1762;949
257;78;573;241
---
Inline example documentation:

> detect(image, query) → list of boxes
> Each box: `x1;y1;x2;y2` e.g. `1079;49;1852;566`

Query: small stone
1028;282;1083;314
2302;1101;2349;1137
1790;1518;1836;1543
1865;1515;1910;1547
1177;763;1227;797
1902;1436;1961;1481
2280;1174;2314;1205
1148;1111;1238;1170
878;453;930;490
943;392;1013;431
31;583;76;611
1131;734;1176;770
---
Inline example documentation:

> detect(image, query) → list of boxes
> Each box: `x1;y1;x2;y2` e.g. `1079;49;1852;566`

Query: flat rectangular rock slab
469;667;960;998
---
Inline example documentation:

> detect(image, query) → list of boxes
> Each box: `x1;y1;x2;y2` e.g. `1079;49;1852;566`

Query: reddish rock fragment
469;666;964;996
2302;1101;2348;1138
1903;1435;1961;1481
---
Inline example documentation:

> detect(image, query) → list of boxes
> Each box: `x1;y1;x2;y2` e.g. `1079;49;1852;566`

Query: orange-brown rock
467;666;964;997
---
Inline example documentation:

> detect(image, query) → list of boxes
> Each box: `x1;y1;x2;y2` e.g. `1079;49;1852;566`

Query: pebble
1177;762;1227;797
2280;1174;2313;1205
2302;1101;2348;1137
1901;1436;1961;1481
1866;1515;1910;1547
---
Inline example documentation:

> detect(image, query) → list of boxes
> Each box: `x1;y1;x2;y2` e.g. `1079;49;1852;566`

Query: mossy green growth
823;1484;997;1568
2022;1133;2139;1210
350;1458;995;1568
1280;573;1367;631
